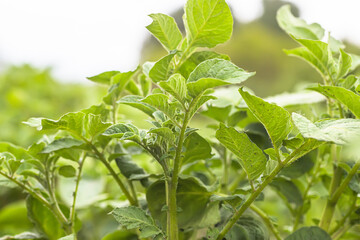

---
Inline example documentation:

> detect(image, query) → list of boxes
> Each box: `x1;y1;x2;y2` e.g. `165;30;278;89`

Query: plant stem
333;224;352;240
44;159;70;233
250;205;281;240
330;193;357;235
222;148;229;193
69;152;87;239
90;144;137;206
216;142;315;240
293;149;323;231
168;110;190;240
0;170;69;231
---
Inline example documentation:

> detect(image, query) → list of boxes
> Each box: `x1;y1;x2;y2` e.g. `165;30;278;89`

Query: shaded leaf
118;95;156;117
285;226;331;240
41;138;84;154
239;88;292;150
158;73;187;104
111;206;163;238
149;53;176;83
182;132;212;165
216;124;267;180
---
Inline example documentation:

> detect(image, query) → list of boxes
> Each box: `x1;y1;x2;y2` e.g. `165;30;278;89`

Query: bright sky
0;0;359;83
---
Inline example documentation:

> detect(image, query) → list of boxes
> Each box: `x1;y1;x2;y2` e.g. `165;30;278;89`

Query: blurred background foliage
1;0;360;239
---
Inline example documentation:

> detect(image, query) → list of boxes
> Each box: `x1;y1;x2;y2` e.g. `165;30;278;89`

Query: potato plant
1;0;360;239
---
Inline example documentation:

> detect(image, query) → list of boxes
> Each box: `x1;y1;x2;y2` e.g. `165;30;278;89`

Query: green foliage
2;1;360;240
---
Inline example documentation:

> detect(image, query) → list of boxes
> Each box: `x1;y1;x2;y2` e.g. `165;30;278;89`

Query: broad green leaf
146;13;182;51
182;132;212;165
26;196;66;240
125;80;141;95
285;226;331;240
141;94;179;124
81;103;109;122
350;53;360;71
292;113;360;144
146;176;215;229
118;95;156;117
158;73;187;104
280;154;314;179
178;51;230;79
189;95;217;119
201;105;232;123
113;144;149;186
309;85;360;118
0;142;32;160
187;59;254;97
285;39;336;78
226;215;269;240
184;0;233;48
216;124;267;180
26;112;111;141
87;71;120;85
270;178;303;206
341;75;358;89
337;49;352;79
239;88;292;150
41;138;84;154
276;5;324;40
103;123;139;140
149;53;176;83
103;70;137;105
58;165;76;178
149;127;175;144
111;206;163;238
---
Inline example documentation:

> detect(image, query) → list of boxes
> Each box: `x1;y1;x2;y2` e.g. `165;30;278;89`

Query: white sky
0;0;359;83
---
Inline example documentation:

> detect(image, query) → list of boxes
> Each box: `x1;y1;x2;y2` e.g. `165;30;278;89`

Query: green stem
330;193;357;235
168;110;190;240
250;205;282;240
90;144;137;206
222;148;229;193
293;149;323;231
69;152;87;239
0;170;69;231
333;224;352;240
44;160;70;233
216;142;314;240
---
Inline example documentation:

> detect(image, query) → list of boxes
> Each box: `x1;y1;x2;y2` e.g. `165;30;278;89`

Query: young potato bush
2;0;360;239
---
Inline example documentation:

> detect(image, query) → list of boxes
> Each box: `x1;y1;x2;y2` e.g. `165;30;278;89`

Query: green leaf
285;226;331;240
149;53;176;83
146;176;216;229
141;94;179;124
26;196;66;240
292;113;360;145
111;206;163;238
182;132;212;165
309;85;360;118
103;70;137;105
26;112;111;141
41;138;84;154
178;51;230;79
201;105;232;123
215;124;267;180
58;165;77;178
337;49;352;79
281;154;314;179
118;95;156;117
103;123;139;140
276;5;324;40
58;235;74;240
187;59;254;97
284;39;336;78
239;88;292;150
146;13;182;51
270;178;303;206
158;73;187;104
184;0;233;48
139;74;151;96
149;127;175;144
87;71;120;85
226;215;269;240
0;142;32;160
